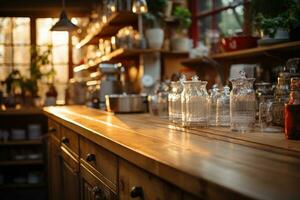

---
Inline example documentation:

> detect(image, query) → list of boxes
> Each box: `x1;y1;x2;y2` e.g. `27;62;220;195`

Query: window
36;18;69;103
191;0;246;43
0;17;30;80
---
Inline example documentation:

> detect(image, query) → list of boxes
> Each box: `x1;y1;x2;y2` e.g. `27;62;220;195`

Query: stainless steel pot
105;94;148;113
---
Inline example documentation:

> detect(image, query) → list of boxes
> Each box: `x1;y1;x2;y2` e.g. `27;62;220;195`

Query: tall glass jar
168;81;183;124
216;85;230;127
230;71;256;132
209;85;220;126
182;78;209;127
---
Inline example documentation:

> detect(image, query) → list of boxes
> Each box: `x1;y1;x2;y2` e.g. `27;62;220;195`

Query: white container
28;124;42;140
145;28;164;49
11;129;26;140
171;37;190;52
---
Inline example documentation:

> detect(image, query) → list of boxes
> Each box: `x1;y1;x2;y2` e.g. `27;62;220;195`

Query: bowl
105;94;148;113
221;36;258;52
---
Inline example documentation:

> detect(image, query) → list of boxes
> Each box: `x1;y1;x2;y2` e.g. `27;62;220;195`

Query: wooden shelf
74;48;159;72
0;107;43;115
0;140;43;146
76;12;137;48
182;41;300;67
0;160;44;166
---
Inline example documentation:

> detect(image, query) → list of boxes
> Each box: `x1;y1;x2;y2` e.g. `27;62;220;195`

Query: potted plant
171;6;192;52
22;45;56;106
143;0;167;49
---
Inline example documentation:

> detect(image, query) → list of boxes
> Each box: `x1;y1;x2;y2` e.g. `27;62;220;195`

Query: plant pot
171;37;190;52
145;28;164;50
221;36;258;52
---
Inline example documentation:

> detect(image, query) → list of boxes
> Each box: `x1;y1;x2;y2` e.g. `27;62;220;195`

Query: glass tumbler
182;80;209;127
216;86;230;127
230;71;256;132
169;81;183;124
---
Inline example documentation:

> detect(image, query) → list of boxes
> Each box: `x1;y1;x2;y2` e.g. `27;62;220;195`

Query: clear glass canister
230;71;256;132
209;84;220;126
182;77;209;127
216;85;230;127
168;81;183;124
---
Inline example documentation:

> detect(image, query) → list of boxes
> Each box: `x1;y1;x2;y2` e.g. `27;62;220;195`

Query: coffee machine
97;63;123;109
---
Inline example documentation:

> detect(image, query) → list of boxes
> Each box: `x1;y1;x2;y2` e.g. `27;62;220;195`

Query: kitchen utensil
105;94;148;113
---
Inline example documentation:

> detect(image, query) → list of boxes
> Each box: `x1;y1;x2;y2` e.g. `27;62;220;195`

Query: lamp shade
50;10;79;32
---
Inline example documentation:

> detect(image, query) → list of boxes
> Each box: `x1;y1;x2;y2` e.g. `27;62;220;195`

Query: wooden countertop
44;106;300;200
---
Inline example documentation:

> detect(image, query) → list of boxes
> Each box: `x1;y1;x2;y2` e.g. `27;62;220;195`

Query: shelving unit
182;41;300;67
0;109;48;199
76;12;137;48
74;48;159;72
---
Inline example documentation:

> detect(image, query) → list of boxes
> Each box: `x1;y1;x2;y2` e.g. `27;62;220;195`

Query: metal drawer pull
86;153;96;162
61;137;69;144
92;186;106;200
130;186;144;199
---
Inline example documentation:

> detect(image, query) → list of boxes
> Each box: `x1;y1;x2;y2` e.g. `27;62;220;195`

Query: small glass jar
216;86;230;127
168;81;183;124
209;85;220;126
182;77;209;127
230;71;256;132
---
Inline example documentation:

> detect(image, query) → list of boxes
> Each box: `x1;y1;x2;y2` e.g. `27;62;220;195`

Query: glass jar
216;86;230;127
255;82;272;118
182;77;209;127
168;81;183;124
273;76;290;126
157;82;169;118
230;71;256;132
285;77;300;139
209;85;220;126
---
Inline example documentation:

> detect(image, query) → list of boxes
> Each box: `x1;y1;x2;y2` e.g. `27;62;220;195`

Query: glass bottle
230;71;256;132
169;81;184;124
209;84;220;126
285;77;300;140
182;76;209;127
216;85;230;127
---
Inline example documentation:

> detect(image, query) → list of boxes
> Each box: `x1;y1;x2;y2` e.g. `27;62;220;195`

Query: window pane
0;18;13;44
36;18;59;45
14;65;30;78
218;5;244;35
13;45;30;64
0;66;12;80
53;64;68;83
53;46;68;64
52;32;68;46
13;18;30;44
0;45;13;64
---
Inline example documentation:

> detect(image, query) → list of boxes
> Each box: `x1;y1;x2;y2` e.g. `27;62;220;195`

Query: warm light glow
90;71;100;78
73;64;88;72
86;80;100;86
71;18;78;25
102;15;107;23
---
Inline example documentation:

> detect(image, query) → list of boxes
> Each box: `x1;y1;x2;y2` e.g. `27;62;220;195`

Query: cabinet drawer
48;119;60;138
119;159;182;200
80;137;118;190
80;164;117;200
61;126;79;156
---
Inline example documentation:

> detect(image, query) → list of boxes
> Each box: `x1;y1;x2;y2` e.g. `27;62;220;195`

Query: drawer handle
92;186;106;200
86;153;96;162
130;186;144;199
48;127;56;133
61;137;69;144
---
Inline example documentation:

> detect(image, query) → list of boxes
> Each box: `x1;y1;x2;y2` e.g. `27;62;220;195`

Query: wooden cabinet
80;164;117;200
48;134;62;200
61;146;80;200
119;159;182;200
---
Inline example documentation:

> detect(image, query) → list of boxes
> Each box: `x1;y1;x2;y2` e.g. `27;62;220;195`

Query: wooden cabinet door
80;164;117;200
49;134;62;200
61;147;80;200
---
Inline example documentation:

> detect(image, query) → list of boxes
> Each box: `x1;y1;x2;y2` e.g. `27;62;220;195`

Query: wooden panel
44;106;300;200
80;164;117;200
48;134;62;200
62;156;80;200
48;118;61;139
80;136;118;190
61;126;79;156
119;159;182;200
